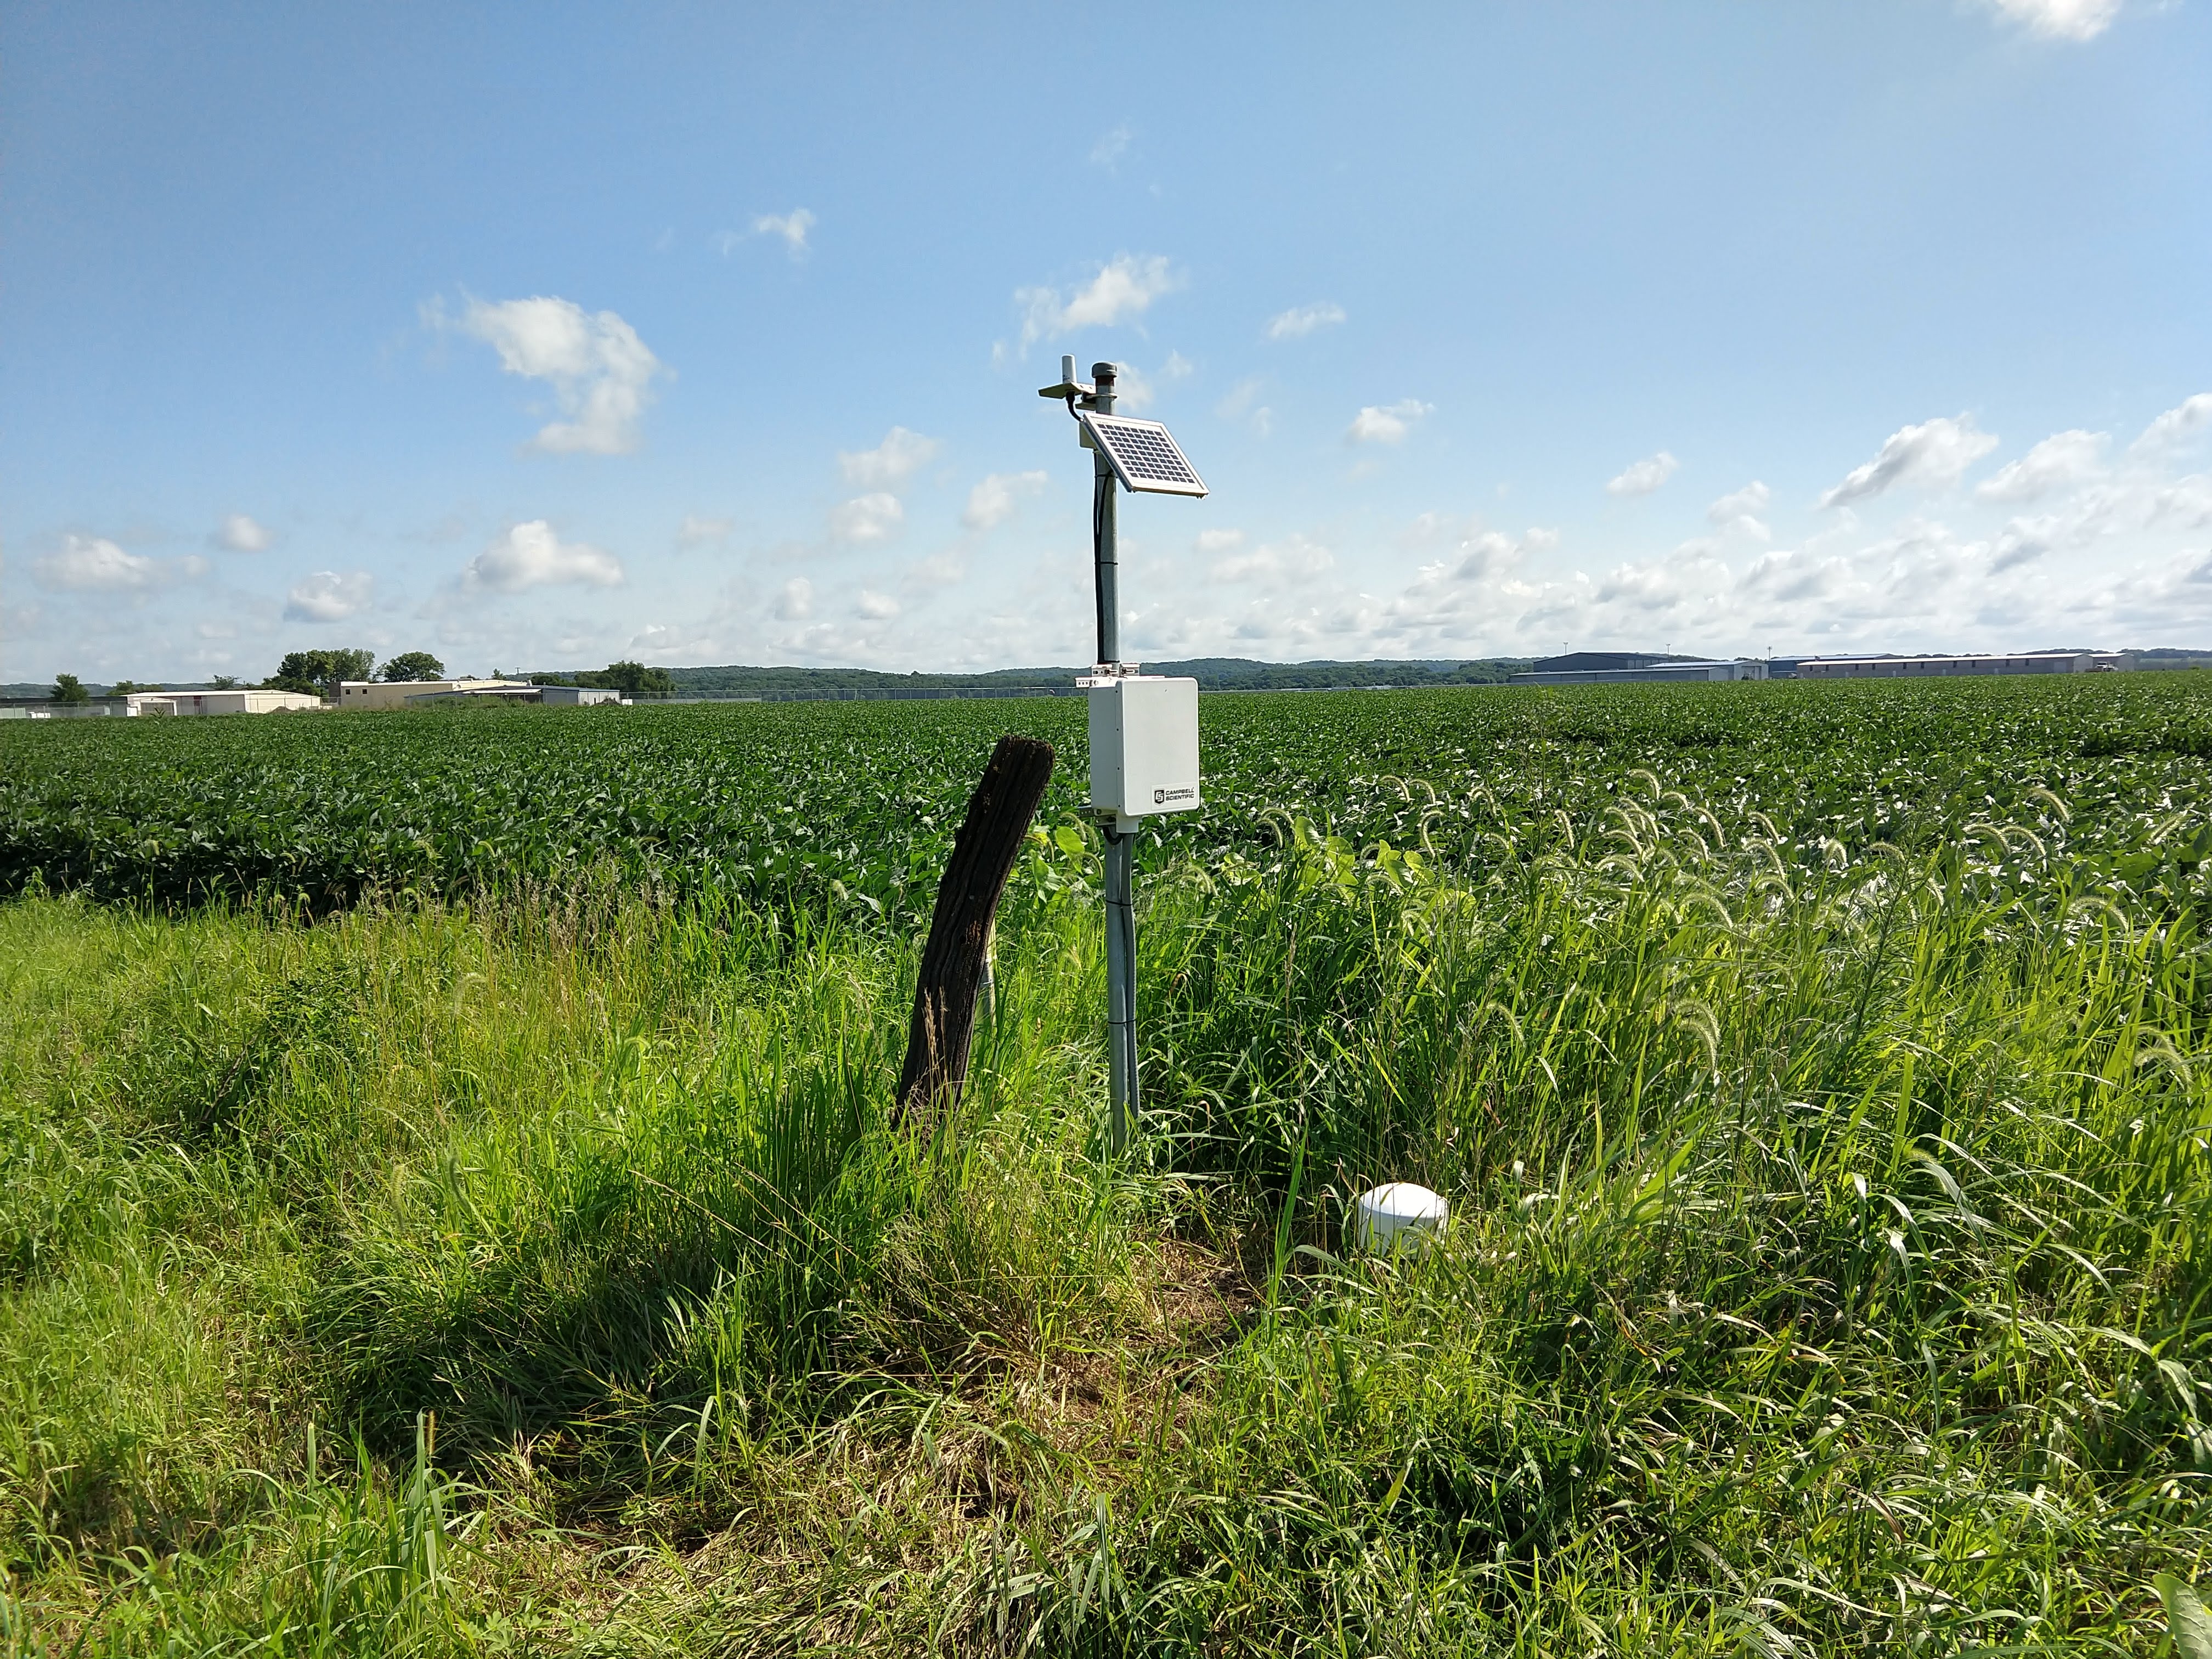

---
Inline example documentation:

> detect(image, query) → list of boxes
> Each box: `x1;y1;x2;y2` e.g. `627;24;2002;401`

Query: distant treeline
15;648;2212;705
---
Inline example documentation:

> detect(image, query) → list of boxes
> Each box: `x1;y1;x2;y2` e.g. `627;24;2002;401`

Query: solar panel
1075;413;1209;497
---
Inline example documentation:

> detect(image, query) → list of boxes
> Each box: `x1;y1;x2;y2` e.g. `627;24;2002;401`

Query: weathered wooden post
894;735;1056;1126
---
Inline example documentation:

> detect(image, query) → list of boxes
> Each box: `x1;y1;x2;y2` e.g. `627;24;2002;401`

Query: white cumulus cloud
1606;452;1680;498
462;521;625;593
753;208;815;256
1017;254;1181;347
829;493;904;545
838;427;940;489
1706;481;1771;537
855;589;901;619
1346;399;1433;445
963;470;1049;531
435;294;667;455
1267;302;1346;341
1977;0;2125;41
1975;430;2108;503
775;578;813;620
284;569;373;622
216;513;272;552
1819;415;1997;508
35;534;161;590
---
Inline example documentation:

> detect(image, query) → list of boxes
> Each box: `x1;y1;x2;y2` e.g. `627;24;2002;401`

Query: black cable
1093;467;1113;665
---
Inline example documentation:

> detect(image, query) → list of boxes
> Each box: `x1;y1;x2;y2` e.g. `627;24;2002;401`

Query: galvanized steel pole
1104;831;1136;1153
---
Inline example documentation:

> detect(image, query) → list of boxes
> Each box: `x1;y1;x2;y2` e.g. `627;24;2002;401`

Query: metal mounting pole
1092;361;1119;669
1103;827;1137;1153
1088;360;1139;1154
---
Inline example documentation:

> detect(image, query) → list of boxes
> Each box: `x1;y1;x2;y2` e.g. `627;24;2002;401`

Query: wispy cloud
838;427;940;490
2132;392;2212;456
1016;254;1181;348
1606;452;1680;498
1217;378;1273;437
753;208;816;257
1974;0;2125;42
215;512;272;552
1267;302;1346;341
1975;430;2107;503
430;294;668;455
1819;415;1997;507
284;569;373;622
963;470;1048;531
676;515;732;548
1109;362;1159;411
1210;532;1335;584
1706;481;1772;537
1346;399;1433;445
1089;125;1131;168
829;493;904;545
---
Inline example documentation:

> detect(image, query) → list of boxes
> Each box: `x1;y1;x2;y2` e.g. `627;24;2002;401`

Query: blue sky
5;1;2210;684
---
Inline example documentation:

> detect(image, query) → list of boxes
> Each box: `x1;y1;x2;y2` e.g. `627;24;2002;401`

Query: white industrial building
337;678;624;710
403;682;621;707
337;678;534;710
120;689;323;716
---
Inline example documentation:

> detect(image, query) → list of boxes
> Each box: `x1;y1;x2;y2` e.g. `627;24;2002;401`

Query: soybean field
5;673;2210;913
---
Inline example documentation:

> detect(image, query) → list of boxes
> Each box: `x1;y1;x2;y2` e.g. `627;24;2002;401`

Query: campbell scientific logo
1154;785;1195;805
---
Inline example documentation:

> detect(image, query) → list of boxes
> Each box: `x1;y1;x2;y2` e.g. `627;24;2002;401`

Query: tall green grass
0;773;2205;1653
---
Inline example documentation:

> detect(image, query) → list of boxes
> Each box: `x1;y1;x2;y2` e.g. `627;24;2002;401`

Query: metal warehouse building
338;678;534;710
1512;654;1768;686
403;684;622;707
1796;652;2097;679
339;679;624;709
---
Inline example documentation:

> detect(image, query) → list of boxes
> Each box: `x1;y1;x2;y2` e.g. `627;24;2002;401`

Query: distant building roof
1531;651;1702;674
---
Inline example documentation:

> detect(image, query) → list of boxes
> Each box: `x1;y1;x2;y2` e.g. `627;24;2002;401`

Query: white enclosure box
1087;676;1201;825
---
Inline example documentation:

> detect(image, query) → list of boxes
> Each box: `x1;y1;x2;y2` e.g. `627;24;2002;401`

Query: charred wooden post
894;735;1055;1126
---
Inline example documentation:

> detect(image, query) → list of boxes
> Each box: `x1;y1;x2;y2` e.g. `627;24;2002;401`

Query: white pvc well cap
1351;1182;1449;1256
